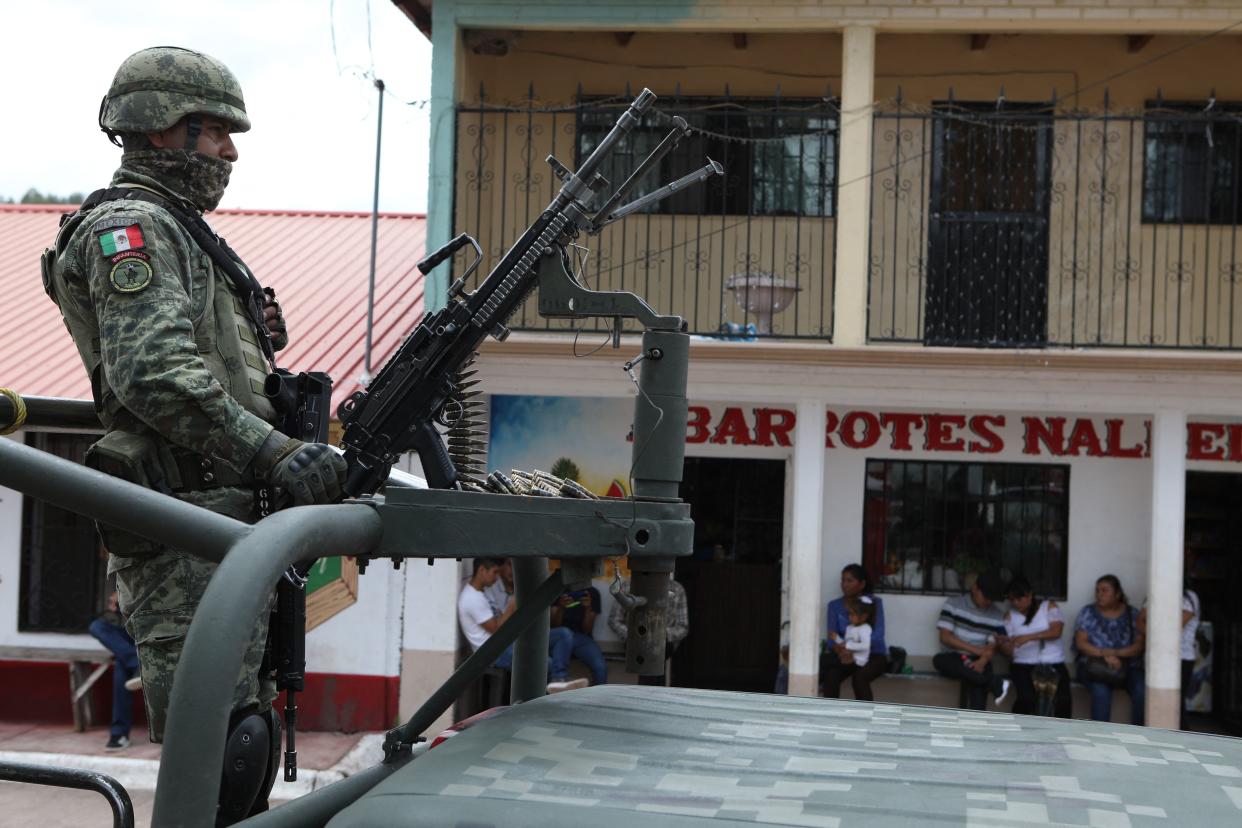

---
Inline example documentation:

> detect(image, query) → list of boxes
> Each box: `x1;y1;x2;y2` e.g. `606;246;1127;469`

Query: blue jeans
1080;661;1146;725
570;631;608;685
492;626;574;680
88;619;139;738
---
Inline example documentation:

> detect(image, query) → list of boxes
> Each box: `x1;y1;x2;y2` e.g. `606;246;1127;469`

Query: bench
844;667;1138;723
0;645;113;731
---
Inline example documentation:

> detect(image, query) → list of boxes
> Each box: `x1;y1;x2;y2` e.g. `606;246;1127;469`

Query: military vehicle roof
326;684;1242;826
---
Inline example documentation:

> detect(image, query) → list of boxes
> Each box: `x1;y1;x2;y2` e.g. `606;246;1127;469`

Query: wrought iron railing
869;95;1242;349
453;87;838;339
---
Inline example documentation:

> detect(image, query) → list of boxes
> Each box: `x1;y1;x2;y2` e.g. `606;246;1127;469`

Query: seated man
932;570;1011;711
483;557;514;618
551;586;607;685
87;590;141;750
458;558;586;694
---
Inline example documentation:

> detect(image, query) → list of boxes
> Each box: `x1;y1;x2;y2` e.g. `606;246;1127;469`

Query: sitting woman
820;564;888;701
1074;574;1146;725
999;577;1071;718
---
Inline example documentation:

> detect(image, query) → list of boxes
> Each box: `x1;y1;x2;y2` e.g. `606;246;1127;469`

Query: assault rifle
337;88;722;495
261;368;332;781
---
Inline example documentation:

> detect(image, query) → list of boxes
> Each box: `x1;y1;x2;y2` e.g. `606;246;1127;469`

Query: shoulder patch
91;216;140;234
97;223;146;257
109;252;153;293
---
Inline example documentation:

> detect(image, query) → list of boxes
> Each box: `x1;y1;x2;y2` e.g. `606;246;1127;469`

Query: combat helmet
99;46;250;142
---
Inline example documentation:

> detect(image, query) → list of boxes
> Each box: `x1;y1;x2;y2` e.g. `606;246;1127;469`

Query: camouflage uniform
44;49;281;742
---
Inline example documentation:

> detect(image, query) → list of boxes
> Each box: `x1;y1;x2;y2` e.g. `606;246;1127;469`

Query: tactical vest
43;185;276;491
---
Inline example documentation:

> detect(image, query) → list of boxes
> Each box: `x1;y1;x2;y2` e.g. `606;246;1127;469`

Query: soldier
41;46;347;823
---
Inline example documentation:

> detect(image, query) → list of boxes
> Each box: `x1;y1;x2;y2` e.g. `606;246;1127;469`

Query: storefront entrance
672;457;785;692
1185;471;1242;735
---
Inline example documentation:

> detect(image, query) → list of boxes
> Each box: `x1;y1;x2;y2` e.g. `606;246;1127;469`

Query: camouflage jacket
45;166;279;476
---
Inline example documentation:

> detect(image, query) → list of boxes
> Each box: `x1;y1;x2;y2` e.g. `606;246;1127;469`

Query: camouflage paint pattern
335;684;1242;826
122;148;233;213
109;489;276;743
100;46;250;134
51;165;276;472
47;162;281;741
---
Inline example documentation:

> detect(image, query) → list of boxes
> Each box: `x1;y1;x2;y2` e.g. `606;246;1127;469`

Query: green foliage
551;456;581;482
17;188;85;204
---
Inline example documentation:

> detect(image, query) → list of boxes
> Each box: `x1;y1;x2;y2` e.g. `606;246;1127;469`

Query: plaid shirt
608;578;689;646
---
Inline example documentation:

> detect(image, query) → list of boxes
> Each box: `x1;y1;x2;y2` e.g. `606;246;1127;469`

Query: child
842;597;874;668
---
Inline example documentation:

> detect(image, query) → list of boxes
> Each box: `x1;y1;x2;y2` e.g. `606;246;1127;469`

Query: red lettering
1023;417;1067;456
1103;419;1145;459
925;414;967;452
1230;424;1242;463
825;410;840;448
881;412;924;451
968;415;1005;454
710;407;754;446
686;406;711;444
753;408;796;447
1188;422;1227;461
840;411;882;450
1066;419;1104;457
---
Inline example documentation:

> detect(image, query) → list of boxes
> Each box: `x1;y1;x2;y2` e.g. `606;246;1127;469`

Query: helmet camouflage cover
99;46;250;136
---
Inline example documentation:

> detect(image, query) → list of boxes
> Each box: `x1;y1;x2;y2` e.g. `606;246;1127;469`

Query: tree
551;457;581;482
19;188;84;205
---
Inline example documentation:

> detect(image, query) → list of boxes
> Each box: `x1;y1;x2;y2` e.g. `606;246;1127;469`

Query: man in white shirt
458;558;585;693
483;558;514;618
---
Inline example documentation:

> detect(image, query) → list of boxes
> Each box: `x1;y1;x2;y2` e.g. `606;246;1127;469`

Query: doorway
925;102;1052;347
1184;471;1242;735
672;457;785;692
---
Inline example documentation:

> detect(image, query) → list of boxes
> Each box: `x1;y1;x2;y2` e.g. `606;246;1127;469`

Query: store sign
682;405;1242;462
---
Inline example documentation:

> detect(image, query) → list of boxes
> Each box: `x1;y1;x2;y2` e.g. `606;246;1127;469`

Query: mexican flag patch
98;224;145;256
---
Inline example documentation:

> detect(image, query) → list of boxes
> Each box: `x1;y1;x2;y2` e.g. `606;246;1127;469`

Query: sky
2;0;433;213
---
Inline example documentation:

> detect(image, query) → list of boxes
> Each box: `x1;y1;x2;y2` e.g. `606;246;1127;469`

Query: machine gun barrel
591;116;690;228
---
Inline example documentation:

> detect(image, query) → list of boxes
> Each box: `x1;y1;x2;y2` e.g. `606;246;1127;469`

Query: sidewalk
0;721;387;801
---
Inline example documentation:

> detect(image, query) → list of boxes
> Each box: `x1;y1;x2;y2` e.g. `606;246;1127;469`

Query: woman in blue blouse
1074;574;1146;725
820;564;888;700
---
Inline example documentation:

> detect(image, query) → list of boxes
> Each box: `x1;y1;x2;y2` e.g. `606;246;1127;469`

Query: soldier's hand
257;432;347;505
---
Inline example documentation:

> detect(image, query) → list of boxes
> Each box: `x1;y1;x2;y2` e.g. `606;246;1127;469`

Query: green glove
255;431;347;506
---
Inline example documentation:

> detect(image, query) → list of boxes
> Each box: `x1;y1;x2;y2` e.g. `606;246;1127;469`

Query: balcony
868;97;1242;350
453;90;1242;351
453;89;837;340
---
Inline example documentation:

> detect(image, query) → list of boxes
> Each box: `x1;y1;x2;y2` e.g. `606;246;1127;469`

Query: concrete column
399;558;461;736
1146;409;1187;729
787;401;827;697
832;26;876;347
423;2;460;312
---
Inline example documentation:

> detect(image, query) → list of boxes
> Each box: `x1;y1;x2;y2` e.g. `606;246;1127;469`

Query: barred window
19;432;107;633
1143;103;1242;224
576;97;838;217
864;459;1069;597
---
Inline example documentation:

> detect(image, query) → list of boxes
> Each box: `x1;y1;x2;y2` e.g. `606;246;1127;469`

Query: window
1143;103;1242;224
576;97;837;217
19;432;107;633
863;460;1069;597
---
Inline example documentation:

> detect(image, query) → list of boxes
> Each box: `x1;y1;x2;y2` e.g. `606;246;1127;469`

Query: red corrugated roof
0;202;426;412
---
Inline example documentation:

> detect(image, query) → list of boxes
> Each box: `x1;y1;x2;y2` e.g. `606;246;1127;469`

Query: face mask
121;149;232;212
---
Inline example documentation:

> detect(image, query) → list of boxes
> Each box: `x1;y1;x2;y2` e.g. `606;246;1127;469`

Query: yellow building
396;0;1242;730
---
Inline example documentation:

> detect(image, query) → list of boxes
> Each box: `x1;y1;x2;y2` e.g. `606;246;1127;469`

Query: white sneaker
546;678;588;694
996;679;1012;706
124;676;142;693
